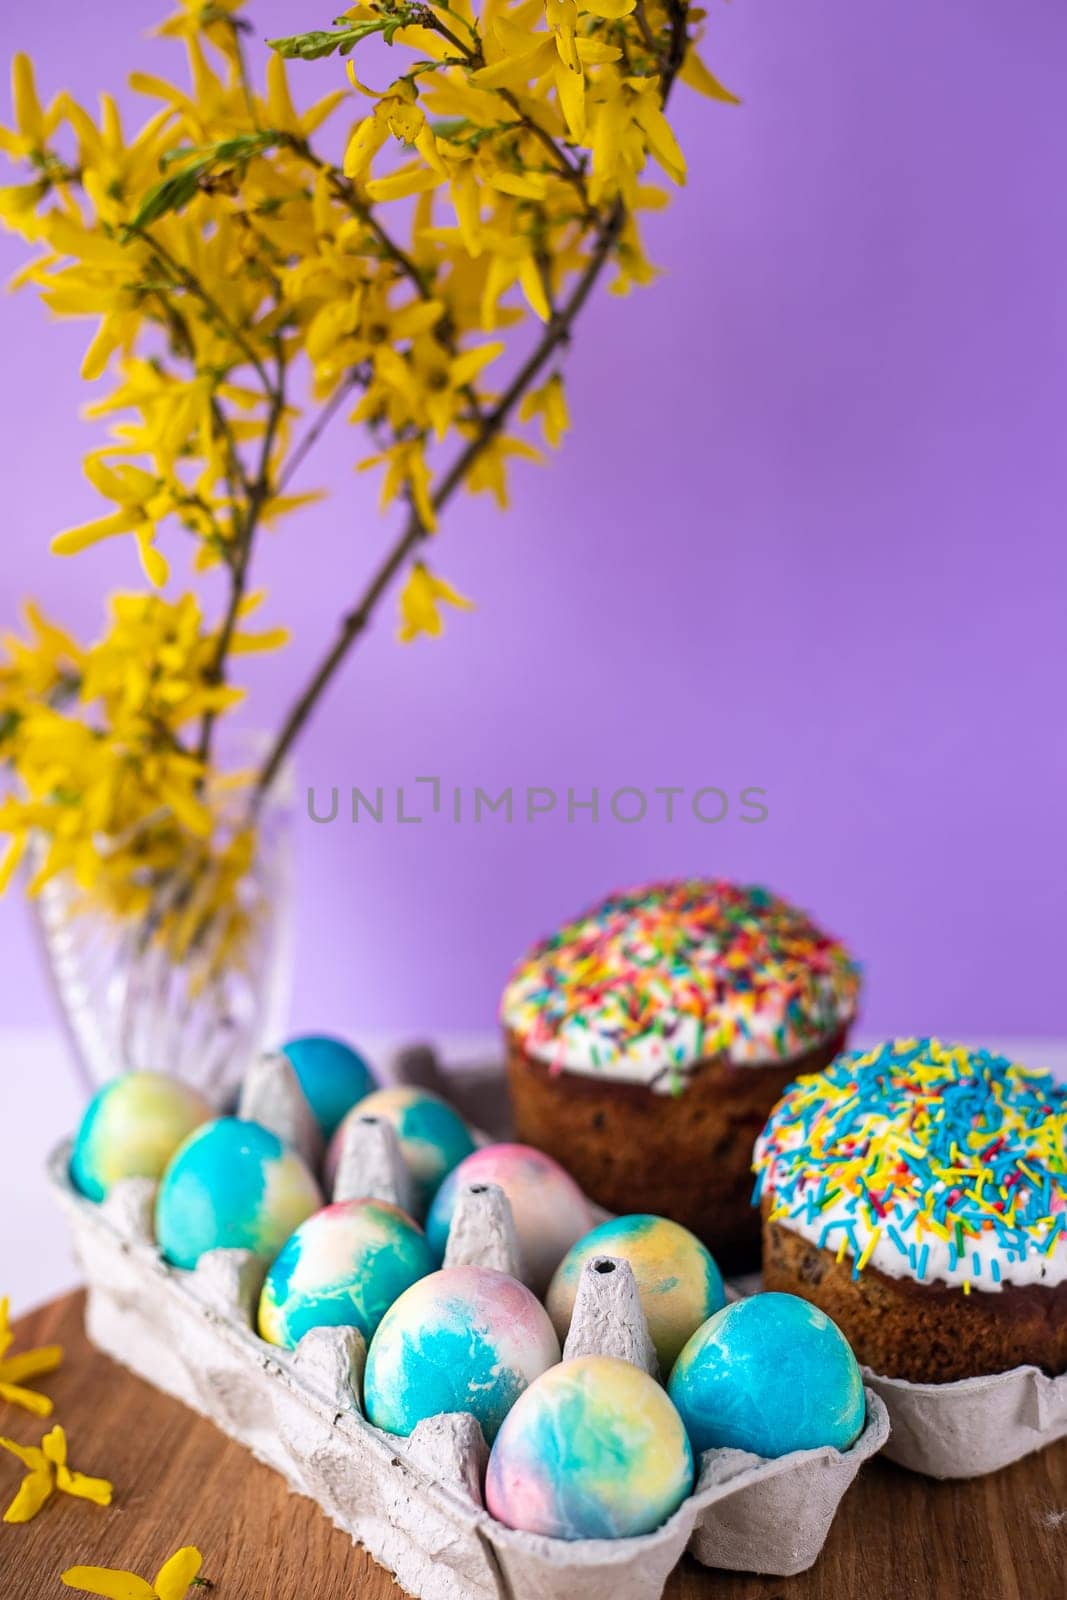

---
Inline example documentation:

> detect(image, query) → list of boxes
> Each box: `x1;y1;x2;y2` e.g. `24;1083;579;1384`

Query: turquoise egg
667;1292;866;1459
281;1035;377;1139
547;1215;725;1371
363;1266;561;1442
70;1071;213;1203
327;1087;476;1212
257;1199;434;1350
425;1144;592;1294
487;1355;694;1540
156;1117;322;1270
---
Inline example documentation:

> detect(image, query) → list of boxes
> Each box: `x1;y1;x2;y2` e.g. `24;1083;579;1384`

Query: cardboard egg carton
48;1054;889;1598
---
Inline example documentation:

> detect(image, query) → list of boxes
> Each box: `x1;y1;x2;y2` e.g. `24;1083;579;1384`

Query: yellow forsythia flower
0;0;733;964
0;1296;63;1417
398;563;474;642
62;1545;204;1600
0;1424;112;1523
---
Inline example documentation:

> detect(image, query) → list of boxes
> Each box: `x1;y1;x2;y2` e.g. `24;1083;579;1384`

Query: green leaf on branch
267;21;391;60
129;133;277;230
268;6;429;60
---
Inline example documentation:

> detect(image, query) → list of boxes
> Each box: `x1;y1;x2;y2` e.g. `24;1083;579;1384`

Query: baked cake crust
508;1027;847;1272
762;1204;1067;1382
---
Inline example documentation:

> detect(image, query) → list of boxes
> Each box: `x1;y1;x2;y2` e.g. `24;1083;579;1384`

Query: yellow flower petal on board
60;1568;156;1600
0;1381;54;1417
4;1464;53;1523
0;1434;46;1471
0;1300;60;1414
153;1546;203;1600
0;1345;62;1386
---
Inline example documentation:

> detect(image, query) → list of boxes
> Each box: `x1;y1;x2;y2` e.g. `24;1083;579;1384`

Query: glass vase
32;763;294;1106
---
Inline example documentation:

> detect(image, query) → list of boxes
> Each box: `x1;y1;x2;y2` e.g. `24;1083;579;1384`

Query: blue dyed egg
156;1117;322;1270
70;1071;213;1202
257;1199;434;1350
487;1355;694;1540
327;1087;476;1212
667;1292;866;1459
363;1266;561;1441
281;1034;377;1139
547;1215;725;1371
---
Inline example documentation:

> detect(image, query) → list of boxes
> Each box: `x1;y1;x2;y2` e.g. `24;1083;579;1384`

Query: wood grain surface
2;1293;1064;1600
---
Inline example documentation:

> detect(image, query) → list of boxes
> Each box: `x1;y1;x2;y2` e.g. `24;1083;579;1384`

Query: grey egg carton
48;1053;889;1599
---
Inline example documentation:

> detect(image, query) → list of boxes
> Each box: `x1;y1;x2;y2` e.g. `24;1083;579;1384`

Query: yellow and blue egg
155;1117;322;1270
667;1291;866;1459
257;1198;434;1350
547;1214;725;1371
327;1087;476;1214
486;1355;694;1541
281;1034;377;1139
69;1071;213;1203
363;1265;560;1442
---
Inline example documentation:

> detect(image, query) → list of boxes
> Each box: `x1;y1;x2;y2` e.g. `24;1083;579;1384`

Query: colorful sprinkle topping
501;881;860;1084
754;1038;1067;1290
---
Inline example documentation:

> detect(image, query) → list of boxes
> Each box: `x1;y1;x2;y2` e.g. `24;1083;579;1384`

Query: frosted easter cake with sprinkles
755;1037;1067;1382
502;879;861;1268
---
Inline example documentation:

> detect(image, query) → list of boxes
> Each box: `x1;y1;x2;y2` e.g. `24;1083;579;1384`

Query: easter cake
755;1038;1067;1382
502;880;861;1268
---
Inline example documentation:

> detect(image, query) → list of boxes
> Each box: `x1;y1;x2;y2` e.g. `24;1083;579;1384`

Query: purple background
1;2;1064;1046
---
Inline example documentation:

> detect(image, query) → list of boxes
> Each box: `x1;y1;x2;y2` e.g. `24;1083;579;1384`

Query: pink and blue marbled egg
281;1034;377;1139
155;1117;322;1270
363;1266;561;1441
426;1145;592;1294
257;1199;434;1349
70;1071;213;1203
547;1214;725;1370
667;1292;866;1459
487;1355;694;1541
327;1087;476;1213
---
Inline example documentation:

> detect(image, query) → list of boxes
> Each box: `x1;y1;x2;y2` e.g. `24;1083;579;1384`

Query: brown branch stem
253;201;623;799
276;369;364;495
197;339;288;763
251;0;691;801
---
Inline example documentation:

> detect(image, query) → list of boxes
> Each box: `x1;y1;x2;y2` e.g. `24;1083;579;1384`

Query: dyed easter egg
156;1118;322;1270
363;1266;560;1441
668;1292;865;1459
547;1214;726;1370
70;1071;213;1203
487;1355;694;1540
281;1034;377;1139
426;1144;592;1294
257;1199;434;1350
326;1087;476;1212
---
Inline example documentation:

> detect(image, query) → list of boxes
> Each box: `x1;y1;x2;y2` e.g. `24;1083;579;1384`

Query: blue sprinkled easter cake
755;1038;1067;1381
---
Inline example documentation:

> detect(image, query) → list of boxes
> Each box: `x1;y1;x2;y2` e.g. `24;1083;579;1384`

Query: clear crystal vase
33;764;294;1105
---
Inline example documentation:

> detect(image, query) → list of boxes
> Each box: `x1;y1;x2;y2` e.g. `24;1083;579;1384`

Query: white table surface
3;1030;1065;1316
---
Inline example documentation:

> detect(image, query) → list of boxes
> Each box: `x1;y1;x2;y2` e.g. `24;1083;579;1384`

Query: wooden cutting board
2;1292;1064;1600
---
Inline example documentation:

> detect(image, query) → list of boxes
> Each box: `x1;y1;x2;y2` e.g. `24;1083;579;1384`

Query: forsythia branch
0;0;735;934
